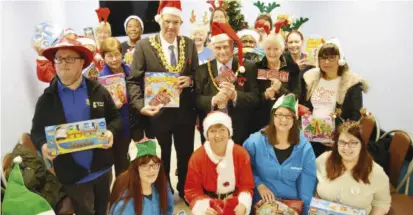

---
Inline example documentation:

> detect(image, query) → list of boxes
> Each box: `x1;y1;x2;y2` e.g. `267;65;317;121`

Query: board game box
45;118;108;156
302;115;335;143
144;72;180;107
255;199;303;215
309;198;367;215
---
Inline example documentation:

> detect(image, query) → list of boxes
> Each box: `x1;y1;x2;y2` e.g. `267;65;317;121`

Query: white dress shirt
160;35;178;65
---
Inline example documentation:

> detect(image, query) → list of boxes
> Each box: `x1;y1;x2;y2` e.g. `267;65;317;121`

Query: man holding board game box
30;37;121;215
126;0;198;201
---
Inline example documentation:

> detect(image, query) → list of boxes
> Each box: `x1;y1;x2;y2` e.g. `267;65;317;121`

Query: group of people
27;1;392;215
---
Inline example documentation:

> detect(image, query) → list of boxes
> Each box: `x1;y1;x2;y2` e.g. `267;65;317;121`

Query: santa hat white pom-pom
338;59;346;66
13;156;22;164
239;66;245;73
154;15;161;23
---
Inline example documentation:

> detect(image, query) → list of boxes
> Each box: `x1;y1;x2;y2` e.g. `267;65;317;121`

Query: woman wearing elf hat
109;139;174;215
122;15;144;65
243;93;317;214
185;111;255;215
250;23;301;134
195;22;259;145
301;38;369;157
3;156;56;215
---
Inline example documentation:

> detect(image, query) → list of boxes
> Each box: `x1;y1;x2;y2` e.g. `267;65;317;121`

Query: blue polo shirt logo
86;99;90;105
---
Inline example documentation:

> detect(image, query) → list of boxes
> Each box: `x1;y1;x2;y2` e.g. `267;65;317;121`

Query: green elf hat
3;156;55;215
128;139;162;162
271;94;299;118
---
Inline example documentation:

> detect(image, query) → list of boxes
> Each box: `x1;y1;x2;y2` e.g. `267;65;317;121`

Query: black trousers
63;170;112;215
112;134;131;176
150;108;196;197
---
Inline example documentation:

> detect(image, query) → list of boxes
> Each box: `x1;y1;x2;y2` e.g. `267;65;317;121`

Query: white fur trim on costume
237;29;260;44
239;66;245;73
192;198;210;215
37;210;56;215
238;192;252;215
204;140;236;194
13;156;22;164
203;111;233;138
77;37;96;47
210;33;230;44
124;15;144;32
156;7;182;23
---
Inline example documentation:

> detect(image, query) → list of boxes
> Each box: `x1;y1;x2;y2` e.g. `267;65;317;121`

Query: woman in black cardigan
300;39;368;157
250;33;301;135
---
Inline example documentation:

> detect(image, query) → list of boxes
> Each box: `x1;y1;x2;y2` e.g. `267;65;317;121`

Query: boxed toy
302;115;335;143
255;199;303;215
309;198;367;215
45;118;108;156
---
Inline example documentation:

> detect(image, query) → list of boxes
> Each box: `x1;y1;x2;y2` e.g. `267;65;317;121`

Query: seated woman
185;111;255;215
316;121;391;214
301;38;368;157
109;139;174;215
243;94;316;214
250;33;300;133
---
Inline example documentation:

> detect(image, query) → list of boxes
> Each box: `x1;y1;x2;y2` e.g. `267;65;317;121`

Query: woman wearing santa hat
109;139;174;215
122;15;144;65
243;94;317;214
185;111;254;215
301;38;369;157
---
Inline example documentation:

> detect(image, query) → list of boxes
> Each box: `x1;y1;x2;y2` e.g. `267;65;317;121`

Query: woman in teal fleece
243;94;317;213
109;139;174;215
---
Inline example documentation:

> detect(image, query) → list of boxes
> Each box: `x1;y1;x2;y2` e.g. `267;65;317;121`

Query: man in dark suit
196;22;260;145
126;1;198;200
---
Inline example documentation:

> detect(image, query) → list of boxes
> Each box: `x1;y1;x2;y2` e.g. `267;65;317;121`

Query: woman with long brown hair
109;140;174;215
316;121;391;214
243;94;316;214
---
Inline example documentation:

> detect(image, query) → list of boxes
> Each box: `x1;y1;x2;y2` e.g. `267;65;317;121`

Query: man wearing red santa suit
185;111;254;215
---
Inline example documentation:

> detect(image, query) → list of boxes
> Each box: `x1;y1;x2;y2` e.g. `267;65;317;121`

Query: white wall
2;0;412;156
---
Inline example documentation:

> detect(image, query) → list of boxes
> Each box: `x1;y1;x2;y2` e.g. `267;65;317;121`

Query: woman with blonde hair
250;31;301;133
95;22;112;50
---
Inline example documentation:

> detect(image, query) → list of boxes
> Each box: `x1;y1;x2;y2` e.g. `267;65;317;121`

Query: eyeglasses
105;53;122;61
139;163;161;171
337;140;359;148
319;55;338;62
54;57;83;64
274;114;294;120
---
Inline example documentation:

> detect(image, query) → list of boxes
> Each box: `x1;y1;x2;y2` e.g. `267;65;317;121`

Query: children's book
305;37;324;64
144;72;180;107
98;73;128;105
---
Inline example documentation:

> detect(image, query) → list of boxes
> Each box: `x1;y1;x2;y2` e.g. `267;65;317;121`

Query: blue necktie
169;45;176;66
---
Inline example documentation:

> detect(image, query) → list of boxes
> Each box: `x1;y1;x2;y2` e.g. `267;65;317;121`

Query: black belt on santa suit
203;188;234;200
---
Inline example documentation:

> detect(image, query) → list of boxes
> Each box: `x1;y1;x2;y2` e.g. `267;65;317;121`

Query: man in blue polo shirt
31;37;121;215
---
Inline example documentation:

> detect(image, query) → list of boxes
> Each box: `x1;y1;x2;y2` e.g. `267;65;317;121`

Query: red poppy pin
188;59;192;65
223;181;230;187
237;77;247;87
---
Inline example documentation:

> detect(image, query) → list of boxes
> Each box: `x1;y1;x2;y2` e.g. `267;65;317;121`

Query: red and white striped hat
154;0;182;23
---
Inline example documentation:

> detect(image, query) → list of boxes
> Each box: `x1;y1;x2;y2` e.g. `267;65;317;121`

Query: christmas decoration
224;0;249;32
253;1;280;14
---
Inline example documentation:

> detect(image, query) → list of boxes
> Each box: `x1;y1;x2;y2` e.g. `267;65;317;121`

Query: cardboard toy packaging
309;198;367;215
45;118;108;156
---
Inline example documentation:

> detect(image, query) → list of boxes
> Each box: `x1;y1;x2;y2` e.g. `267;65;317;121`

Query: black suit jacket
195;58;259;144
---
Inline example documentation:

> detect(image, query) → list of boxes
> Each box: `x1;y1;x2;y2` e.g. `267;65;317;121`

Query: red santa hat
124;15;144;33
154;0;182;23
210;22;245;73
203;111;233;138
237;29;260;44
